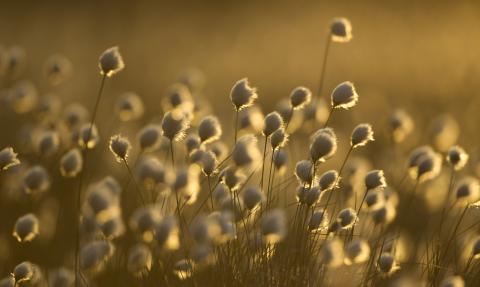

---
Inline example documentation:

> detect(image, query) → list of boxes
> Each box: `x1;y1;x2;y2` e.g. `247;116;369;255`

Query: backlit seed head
365;170;387;190
322;239;344;268
440;276;464;287
173;259;195;280
416;152;442;183
173;165;201;205
263;111;284;137
13;213;39;242
242;186;264;211
232;134;261;169
178;67;206;93
239;106;265;134
336;208;358;230
295;160;314;185
190;215;221;244
127;243;152;278
198;115;222;144
12;261;34;284
377;253;400;275
0;147;20;171
208;211;236;244
290;86;312;110
447;145;469;171
455;177;480;205
23;165;50;194
48;267;74;287
98;46;124;77
77;123;100;149
389;109;414;143
10;81;38;114
351;123;374;148
407;146;434;170
185;134;201;154
80;240;115;273
100;216;125;240
270;128;288;150
137;124;163;152
309;209;329;232
330;17;353;43
304;98;330;124
365;189;386;211
471;237;480;258
164;83;194;114
230;78;258;111
273;149;288;175
201;151;217;176
44;54;72;86
161;110;190;142
310;128;337;162
319;170;339;191
260;209;286;244
4;46;26;77
304;186;322;206
372;203;397;225
210;141;229;162
331;81;358;110
430;114;460;152
63;103;89;128
345;239;370;265
116;92;144;122
37;93;61;118
192;244;215;266
130;206;163;243
109;134;132;162
155;216;180;251
59;148;83;177
35;130;60;156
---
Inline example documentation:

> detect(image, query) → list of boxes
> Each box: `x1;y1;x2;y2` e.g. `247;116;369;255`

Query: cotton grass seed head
372;203;397;225
447;145;469;171
389;109;414;143
161;110;190;142
242;186;264;211
455;177;480;206
59;148;83;177
23;165;50;194
232;134;261;169
351;123;374;148
322;239;344;268
295;160;313;185
136;156;171;190
200;151;217;176
116;92;144;122
415;151;442;183
185;134;201;154
290;86;312;110
35;130;60;157
330;17;353;43
365;170;387;190
310;128;337;162
164;83;194;114
10;81;38;114
77;123;100;149
336;208;358;230
80;240;115;273
239;106;265;134
99;46;124;77
309;209;329;232
0;147;20;171
319;170;339;191
109;134;132;162
377;253;400;275
13;213;39;243
440;276;465;287
138;124;163;152
260;209;286;244
63;103;89;128
345;239;370;265
48;267;74;287
230;78;258;111
331;81;358;110
127;243;152;278
273;149;288;175
44;54;72;86
173;259;195;280
263;111;284;137
12;261;34;284
270;128;288;150
154;216;180;251
471;237;480;258
430;114;460;152
198;115;222;144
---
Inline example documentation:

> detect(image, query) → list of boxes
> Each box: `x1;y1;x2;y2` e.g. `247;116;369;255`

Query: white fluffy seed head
239;106;265;134
415;152;442;183
23;165;50;194
44;54;72;86
290;86;312;110
63;103;89;129
242;186;264;211
173;165;201;205
109;134;132;162
273;149;288;175
371;203;397;225
80;240;115;273
365;170;387;190
198;115;222;144
345;239;370;265
310;128;337;162
161;110;190;142
13;213;39;243
377;253;400;275
77;123;100;149
98;46;125;77
430;114;460;152
48;267;74;287
263;111;284;137
330;17;353;43
201;151;217;176
270;128;288;150
10;81;38;114
295;160;313;185
455;177;480;206
446;145;469;171
331;81;358;110
185;134;201;154
155;216;180;251
60;148;83;177
116;92;144;122
389;109;414;143
440;276;465;287
137;124;163;152
260;209;286;244
230;78;258;111
35;130;60;157
164;83;194;115
127;243;152;278
136;156;172;190
232;134;261;169
351;123;374;148
0;147;20;170
336;208;358;230
12;261;35;284
319;170;339;191
309;209;329;232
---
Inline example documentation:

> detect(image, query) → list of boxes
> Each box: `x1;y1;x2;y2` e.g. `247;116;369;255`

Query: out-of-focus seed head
273;149;288;175
232;134;261;169
290;86;312;110
190;215;222;244
351;123;374;148
455;177;480;206
154;216;180;251
331;81;358;110
389;109;414;143
210;141;229;162
319;170;339;191
220;166;245;192
447;145;469;171
242;186;264;211
77;123;100;149
330;17;353;43
377;253;400;275
440;276;464;287
415;152;442;183
192;244;216;266
12;261;34;284
0;147;20;171
345;239;370;265
100;216;125;240
98;46;124;77
130;206;162;243
430;114;460;152
371;203;397;225
260;209;286;244
23;165;50;194
239;106;265;135
304;186;322;206
10;81;38;114
336;208;358;230
365;170;387;190
137;124;163;152
295;160;313;185
365;189;386;211
270;128;288;150
80;240;115;273
59;148;83;177
116;92;144;122
185;134;201;154
63;103;89;129
263;111;284;137
35;130;60;157
322;239;344;268
309;209;329;232
198;115;222;144
208;211;236;244
161;110;190;142
230;78;258;111
127;243;152;278
173;259;195;280
13;213;39;243
310;128;337;162
472;237;480;258
4;46;26;77
164;83;194;115
44;54;72;86
201;151;217;176
109;134;132;163
178;67;206;93
48;267;74;287
173;165;201;205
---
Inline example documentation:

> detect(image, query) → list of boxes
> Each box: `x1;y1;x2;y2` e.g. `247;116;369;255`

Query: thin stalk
170;140;175;168
323;106;334;128
317;33;332;100
123;158;146;206
234;109;239;144
260;136;268;189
